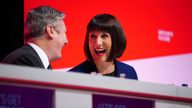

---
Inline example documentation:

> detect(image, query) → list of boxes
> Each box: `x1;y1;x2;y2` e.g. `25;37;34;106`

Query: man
1;6;68;69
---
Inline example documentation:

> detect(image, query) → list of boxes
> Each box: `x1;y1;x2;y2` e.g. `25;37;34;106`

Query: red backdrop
24;0;192;68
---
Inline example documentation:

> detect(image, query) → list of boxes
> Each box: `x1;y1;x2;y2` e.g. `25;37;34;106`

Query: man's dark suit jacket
1;44;45;68
69;60;138;80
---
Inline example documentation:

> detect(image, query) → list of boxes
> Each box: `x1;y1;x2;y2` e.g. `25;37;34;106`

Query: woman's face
89;31;112;62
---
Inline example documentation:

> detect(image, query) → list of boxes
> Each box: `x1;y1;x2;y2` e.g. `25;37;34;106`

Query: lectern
0;64;191;108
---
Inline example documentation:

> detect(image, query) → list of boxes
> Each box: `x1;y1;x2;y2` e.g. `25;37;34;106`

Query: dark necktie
47;64;52;69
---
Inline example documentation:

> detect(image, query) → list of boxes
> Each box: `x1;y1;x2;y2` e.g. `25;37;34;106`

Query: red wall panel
24;0;192;68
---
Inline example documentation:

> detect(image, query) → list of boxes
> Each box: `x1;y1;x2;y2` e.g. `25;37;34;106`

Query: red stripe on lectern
0;77;192;103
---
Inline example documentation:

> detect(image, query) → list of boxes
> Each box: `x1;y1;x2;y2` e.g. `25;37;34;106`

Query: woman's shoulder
68;60;96;73
115;60;134;69
115;60;138;80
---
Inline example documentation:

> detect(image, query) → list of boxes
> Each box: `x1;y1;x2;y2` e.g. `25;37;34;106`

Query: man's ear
46;24;55;39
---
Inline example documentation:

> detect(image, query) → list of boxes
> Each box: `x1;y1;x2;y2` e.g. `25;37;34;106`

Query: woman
69;13;138;80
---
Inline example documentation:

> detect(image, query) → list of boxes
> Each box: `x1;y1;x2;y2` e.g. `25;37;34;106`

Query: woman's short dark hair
84;13;126;61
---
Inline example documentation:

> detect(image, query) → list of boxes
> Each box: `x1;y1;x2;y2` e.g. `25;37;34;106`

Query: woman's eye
101;34;109;38
90;34;96;38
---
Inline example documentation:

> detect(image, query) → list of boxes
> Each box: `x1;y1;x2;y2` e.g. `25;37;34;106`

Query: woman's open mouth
95;49;106;56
